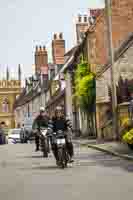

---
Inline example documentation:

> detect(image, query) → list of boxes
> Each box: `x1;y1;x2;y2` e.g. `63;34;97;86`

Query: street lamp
105;0;118;139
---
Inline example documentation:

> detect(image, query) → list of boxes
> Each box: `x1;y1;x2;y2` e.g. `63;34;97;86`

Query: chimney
90;9;102;18
35;45;48;74
75;14;89;44
52;33;65;65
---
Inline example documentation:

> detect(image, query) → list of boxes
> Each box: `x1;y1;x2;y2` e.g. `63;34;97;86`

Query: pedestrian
0;122;6;145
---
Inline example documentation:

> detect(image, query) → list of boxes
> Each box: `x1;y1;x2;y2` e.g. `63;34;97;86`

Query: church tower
18;64;22;82
0;65;22;129
6;66;9;81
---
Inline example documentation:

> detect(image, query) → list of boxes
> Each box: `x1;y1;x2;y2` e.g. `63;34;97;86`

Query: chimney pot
53;33;57;40
36;46;38;52
59;33;63;39
84;15;87;23
78;15;82;22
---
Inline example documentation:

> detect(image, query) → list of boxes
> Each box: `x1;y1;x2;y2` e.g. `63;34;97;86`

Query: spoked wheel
42;139;48;158
58;147;68;169
58;148;65;169
43;149;48;158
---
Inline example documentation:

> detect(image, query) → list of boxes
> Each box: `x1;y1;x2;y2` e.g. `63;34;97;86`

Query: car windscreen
10;130;20;135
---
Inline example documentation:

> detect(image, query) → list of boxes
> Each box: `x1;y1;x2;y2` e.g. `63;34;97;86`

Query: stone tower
6;66;9;81
0;66;22;129
18;64;22;82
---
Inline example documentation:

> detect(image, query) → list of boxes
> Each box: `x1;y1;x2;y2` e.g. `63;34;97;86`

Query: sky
0;0;104;80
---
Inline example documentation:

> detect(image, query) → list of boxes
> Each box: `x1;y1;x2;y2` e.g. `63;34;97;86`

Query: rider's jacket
32;115;49;130
48;117;72;133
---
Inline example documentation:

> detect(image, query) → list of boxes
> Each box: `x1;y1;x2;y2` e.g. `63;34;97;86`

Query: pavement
0;143;133;200
74;139;133;161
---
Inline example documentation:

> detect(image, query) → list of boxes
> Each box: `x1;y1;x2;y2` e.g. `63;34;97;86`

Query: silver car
8;129;21;144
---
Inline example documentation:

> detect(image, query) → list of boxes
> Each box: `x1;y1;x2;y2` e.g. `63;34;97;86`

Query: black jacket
49;117;72;133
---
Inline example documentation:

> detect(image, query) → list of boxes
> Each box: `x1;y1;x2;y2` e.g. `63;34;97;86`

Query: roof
46;89;65;108
14;86;41;108
96;32;133;78
64;45;80;57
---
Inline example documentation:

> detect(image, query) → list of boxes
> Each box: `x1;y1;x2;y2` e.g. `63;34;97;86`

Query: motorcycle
54;130;69;169
39;128;50;158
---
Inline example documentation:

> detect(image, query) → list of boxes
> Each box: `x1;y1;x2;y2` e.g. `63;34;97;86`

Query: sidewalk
74;139;133;161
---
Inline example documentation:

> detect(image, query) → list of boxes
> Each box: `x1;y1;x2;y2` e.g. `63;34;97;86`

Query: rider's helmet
55;106;64;117
40;106;45;112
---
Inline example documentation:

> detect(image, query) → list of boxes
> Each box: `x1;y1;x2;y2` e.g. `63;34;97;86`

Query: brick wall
87;0;133;67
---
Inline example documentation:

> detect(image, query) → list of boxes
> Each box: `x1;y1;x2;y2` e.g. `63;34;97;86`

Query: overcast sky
0;0;104;79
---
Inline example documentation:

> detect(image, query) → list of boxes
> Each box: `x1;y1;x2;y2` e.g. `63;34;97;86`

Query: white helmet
40;106;45;112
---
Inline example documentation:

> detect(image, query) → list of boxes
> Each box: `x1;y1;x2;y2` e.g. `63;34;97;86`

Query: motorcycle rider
48;106;74;163
32;107;49;151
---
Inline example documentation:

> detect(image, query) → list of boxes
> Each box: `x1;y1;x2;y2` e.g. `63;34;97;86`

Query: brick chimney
35;45;48;74
52;33;65;65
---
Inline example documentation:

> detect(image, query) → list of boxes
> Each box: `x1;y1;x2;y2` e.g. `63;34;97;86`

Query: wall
87;0;133;67
96;41;133;139
86;0;133;139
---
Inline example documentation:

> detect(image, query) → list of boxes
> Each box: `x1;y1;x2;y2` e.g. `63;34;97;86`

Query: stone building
0;66;22;128
14;44;49;128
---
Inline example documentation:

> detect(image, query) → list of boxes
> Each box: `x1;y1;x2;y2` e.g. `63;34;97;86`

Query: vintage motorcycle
39;128;50;158
54;130;70;169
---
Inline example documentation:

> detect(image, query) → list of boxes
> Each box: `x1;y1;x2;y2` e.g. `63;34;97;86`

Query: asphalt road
0;143;133;200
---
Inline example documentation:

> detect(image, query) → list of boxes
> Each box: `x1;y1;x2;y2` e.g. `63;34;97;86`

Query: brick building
87;0;133;68
84;0;133;139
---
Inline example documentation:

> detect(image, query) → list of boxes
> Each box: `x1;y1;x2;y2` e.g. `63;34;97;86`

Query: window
2;98;9;113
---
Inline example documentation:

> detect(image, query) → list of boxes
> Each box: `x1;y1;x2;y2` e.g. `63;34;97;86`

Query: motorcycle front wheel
42;139;48;158
58;147;68;169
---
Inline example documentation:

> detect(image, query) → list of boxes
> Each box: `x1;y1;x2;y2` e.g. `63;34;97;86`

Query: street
0;143;133;200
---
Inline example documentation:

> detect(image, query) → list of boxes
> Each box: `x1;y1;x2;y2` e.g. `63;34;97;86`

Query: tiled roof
46;89;65;108
14;86;41;108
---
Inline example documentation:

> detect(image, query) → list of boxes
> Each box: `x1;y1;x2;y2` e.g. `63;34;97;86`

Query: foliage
74;56;96;113
122;128;133;144
121;117;131;128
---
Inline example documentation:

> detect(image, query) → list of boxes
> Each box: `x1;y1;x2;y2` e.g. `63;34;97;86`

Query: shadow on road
75;151;133;173
22;155;44;159
19;154;53;159
31;165;59;170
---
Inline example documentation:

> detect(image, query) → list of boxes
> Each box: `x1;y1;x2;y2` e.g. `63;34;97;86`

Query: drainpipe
65;70;73;126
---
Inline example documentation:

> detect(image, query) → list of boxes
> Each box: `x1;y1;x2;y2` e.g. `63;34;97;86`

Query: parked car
8;129;21;144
